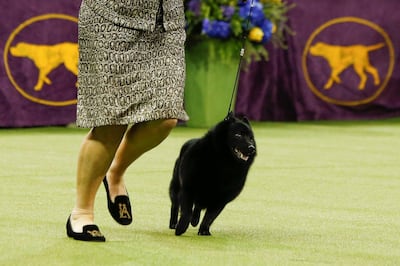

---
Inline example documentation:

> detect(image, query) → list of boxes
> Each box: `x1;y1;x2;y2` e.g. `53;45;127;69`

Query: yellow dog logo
309;42;385;90
10;42;78;91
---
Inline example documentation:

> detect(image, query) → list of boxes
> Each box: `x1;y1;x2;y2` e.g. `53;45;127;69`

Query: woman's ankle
70;208;94;233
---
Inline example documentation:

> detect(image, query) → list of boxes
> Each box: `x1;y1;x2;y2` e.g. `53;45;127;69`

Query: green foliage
184;0;294;66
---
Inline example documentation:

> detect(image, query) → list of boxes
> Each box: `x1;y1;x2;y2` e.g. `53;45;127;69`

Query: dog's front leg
198;205;226;236
34;67;53;91
191;205;202;227
169;204;179;229
175;192;193;236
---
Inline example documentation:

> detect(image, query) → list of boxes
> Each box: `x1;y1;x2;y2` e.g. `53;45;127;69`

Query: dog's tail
367;43;385;51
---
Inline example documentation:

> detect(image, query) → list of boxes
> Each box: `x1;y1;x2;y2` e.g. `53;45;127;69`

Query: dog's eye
234;134;242;138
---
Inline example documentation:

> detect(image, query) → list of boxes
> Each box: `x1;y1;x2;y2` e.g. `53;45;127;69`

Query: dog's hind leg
175;192;193;236
354;64;368;90
169;201;179;229
191;205;201;227
198;205;226;236
64;60;79;88
364;64;380;86
169;163;181;229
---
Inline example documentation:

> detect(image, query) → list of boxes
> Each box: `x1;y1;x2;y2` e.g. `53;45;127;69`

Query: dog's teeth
234;148;250;161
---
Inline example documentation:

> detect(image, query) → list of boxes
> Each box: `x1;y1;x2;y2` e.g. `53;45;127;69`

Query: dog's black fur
169;113;257;236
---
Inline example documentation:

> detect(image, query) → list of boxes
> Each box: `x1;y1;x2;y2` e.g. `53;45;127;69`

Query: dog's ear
241;116;250;125
234;113;250;125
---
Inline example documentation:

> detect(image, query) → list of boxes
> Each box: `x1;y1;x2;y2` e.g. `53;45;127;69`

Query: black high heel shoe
66;216;105;242
103;177;133;225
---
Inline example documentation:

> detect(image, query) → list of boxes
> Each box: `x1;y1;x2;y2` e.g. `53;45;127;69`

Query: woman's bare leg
105;119;177;199
70;125;127;232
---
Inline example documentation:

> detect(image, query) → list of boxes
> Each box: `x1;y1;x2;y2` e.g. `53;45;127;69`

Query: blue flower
202;19;232;39
239;0;265;26
221;6;235;20
239;1;251;18
183;0;289;63
237;0;248;7
260;18;273;43
187;0;201;16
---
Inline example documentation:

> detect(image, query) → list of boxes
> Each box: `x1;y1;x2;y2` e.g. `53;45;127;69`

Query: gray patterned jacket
84;0;185;31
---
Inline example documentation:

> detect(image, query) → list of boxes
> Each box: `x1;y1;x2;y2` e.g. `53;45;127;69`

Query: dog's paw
175;218;190;236
191;210;200;227
169;223;176;229
198;229;212;236
191;217;199;227
175;227;186;236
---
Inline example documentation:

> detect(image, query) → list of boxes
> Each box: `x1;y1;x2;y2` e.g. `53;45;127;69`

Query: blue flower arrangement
184;0;291;65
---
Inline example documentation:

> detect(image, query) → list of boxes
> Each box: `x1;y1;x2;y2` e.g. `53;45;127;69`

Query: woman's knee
160;118;178;131
89;125;127;145
133;118;177;137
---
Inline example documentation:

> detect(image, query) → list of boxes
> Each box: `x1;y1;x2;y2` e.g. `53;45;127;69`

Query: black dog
169;112;257;236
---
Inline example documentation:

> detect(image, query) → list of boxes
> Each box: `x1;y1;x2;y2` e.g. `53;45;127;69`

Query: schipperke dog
169;112;257;236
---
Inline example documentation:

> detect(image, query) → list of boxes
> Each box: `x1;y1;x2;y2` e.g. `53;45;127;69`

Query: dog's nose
248;145;256;155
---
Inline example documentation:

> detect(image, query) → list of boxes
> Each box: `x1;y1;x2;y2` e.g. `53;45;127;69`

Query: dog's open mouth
234;148;249;161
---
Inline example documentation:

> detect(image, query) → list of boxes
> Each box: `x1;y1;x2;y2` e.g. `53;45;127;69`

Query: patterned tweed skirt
76;1;189;128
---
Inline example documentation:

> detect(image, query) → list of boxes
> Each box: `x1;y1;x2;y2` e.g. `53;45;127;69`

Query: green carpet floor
0;119;399;265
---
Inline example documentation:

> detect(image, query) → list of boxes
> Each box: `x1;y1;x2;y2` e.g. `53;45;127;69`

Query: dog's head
223;112;257;163
309;42;328;56
10;42;31;57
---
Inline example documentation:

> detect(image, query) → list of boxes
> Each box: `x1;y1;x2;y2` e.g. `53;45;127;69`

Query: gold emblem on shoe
87;230;103;237
118;203;131;219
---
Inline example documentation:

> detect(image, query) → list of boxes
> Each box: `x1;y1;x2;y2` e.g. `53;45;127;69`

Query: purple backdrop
236;0;400;121
0;1;80;127
1;0;400;127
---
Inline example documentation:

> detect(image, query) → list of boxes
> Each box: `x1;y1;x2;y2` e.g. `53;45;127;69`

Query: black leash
227;0;255;117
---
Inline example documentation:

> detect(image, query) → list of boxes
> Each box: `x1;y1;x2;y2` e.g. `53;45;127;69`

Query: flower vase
184;39;240;128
